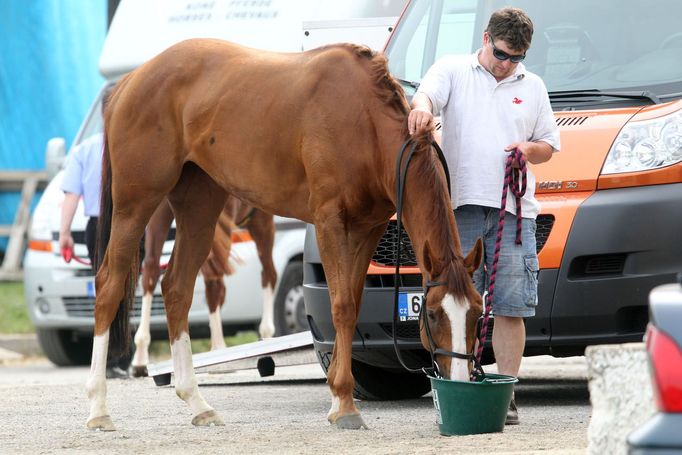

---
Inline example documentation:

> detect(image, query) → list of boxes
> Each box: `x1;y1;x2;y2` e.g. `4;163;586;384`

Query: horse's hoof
334;413;369;430
86;415;116;431
131;366;148;378
191;410;225;427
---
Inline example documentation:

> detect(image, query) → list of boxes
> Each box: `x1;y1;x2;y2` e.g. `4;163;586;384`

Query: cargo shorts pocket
524;255;539;307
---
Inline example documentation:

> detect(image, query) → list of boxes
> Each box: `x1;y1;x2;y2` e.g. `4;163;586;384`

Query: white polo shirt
417;50;560;219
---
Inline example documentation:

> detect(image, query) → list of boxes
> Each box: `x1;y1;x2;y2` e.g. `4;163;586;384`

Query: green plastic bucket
429;373;518;436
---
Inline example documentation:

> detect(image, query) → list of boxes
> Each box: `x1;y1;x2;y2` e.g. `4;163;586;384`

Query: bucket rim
428;373;519;385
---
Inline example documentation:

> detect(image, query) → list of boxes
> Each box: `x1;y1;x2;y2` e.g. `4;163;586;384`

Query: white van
23;0;404;366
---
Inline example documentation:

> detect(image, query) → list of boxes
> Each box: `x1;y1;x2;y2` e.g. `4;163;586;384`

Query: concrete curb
586;342;655;455
0;334;42;361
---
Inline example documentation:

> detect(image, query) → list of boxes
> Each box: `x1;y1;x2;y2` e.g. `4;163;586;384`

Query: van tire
351;359;431;401
274;261;308;336
36;329;92;366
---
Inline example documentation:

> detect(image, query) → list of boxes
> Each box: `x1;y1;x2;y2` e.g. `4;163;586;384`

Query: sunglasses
489;37;526;63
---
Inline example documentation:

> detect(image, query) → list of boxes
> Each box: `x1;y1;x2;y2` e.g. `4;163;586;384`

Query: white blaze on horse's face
441;294;470;381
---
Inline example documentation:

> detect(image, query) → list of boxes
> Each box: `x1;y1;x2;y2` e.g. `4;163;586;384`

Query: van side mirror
45;137;66;180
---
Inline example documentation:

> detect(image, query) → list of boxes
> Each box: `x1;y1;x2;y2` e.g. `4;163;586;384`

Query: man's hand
408;108;434;136
409;93;435;136
505;141;553;166
59;231;74;262
59;192;80;262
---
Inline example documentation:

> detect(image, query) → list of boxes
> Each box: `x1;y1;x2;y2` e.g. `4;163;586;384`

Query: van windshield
386;0;682;104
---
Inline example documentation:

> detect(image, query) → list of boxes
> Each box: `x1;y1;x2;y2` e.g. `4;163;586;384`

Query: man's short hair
486;7;534;52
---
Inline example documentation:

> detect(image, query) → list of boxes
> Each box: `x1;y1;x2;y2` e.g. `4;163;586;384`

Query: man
59;86;131;379
408;7;559;424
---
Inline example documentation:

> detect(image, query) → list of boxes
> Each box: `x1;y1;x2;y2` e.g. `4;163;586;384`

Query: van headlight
602;109;682;174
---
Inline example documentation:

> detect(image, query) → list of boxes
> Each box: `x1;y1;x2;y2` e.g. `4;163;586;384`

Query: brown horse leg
86;201;161;431
246;209;277;338
132;199;175;377
314;219;388;430
162;164;227;426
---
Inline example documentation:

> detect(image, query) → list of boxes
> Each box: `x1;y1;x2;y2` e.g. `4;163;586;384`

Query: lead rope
473;149;527;374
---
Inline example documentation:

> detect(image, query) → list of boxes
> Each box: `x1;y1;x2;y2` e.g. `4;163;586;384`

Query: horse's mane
312;43;411;117
350;44;411;117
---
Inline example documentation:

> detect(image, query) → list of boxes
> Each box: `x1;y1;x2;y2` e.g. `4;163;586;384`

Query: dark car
627;277;682;454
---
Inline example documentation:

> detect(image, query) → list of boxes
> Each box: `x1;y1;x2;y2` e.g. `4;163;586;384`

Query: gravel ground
0;356;590;454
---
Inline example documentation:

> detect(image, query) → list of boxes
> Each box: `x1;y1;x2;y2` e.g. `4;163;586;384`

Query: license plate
398;292;423;322
86;281;96;298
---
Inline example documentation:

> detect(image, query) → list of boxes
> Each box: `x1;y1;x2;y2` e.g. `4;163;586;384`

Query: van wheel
351;360;431;401
36;329;92;366
274;261;308;336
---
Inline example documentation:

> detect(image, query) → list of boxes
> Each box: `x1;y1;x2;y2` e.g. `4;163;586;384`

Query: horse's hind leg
246;209;277;339
314;216;388;430
162;164;227;426
86;199;162;431
132;199;174;377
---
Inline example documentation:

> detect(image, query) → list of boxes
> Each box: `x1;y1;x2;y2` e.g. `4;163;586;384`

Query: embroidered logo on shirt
512;97;523;104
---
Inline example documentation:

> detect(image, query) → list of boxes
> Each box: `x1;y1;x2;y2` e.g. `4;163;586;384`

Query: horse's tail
95;107;136;358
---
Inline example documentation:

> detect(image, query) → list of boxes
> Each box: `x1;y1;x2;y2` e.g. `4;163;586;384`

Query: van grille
380;321;420;340
62;295;166;318
536;215;555;253
569;253;627;278
371;216;555;267
556;116;590;127
372;222;418;266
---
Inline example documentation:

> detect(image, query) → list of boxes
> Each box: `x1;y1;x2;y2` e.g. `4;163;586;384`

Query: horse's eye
427;309;439;324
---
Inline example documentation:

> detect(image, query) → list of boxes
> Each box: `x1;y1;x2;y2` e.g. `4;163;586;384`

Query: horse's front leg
315;220;387;430
131;292;152;377
246;209;277;339
132;200;174;377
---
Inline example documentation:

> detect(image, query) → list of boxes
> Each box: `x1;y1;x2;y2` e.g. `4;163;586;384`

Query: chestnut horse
129;197;276;377
88;39;483;431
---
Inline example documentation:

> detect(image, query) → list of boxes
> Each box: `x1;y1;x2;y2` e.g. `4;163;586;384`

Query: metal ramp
148;330;314;386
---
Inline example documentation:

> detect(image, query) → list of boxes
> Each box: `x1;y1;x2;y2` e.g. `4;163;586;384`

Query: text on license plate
398;292;423;322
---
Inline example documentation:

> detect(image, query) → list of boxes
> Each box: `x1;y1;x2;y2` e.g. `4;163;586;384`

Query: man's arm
408;93;435;136
59;192;80;252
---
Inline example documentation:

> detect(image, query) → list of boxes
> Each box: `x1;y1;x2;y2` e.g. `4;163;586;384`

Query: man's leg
492;315;525;377
487;214;538;424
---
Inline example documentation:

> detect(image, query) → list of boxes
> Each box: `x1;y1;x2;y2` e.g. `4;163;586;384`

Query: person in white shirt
408;7;560;425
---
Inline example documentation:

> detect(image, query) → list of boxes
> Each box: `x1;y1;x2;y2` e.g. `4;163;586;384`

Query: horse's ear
463;237;483;276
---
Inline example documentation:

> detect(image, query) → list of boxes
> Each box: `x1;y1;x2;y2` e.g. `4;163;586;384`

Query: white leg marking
171;331;214;417
327;392;340;421
86;330;110;421
208;309;226;350
132;292;153;367
441;294;470;381
258;285;275;339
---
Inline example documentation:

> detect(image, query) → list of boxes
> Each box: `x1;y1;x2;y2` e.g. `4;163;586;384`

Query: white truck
23;0;405;366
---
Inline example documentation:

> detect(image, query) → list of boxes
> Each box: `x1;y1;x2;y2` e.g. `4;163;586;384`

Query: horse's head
420;238;484;381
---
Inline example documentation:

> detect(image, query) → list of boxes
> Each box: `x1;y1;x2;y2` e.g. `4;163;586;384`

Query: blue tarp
0;0;106;251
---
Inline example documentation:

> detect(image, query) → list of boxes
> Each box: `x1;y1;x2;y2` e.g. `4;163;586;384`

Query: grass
0;280;258;356
0;281;34;334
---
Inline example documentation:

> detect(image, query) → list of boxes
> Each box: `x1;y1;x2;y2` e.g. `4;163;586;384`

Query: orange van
303;0;682;399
